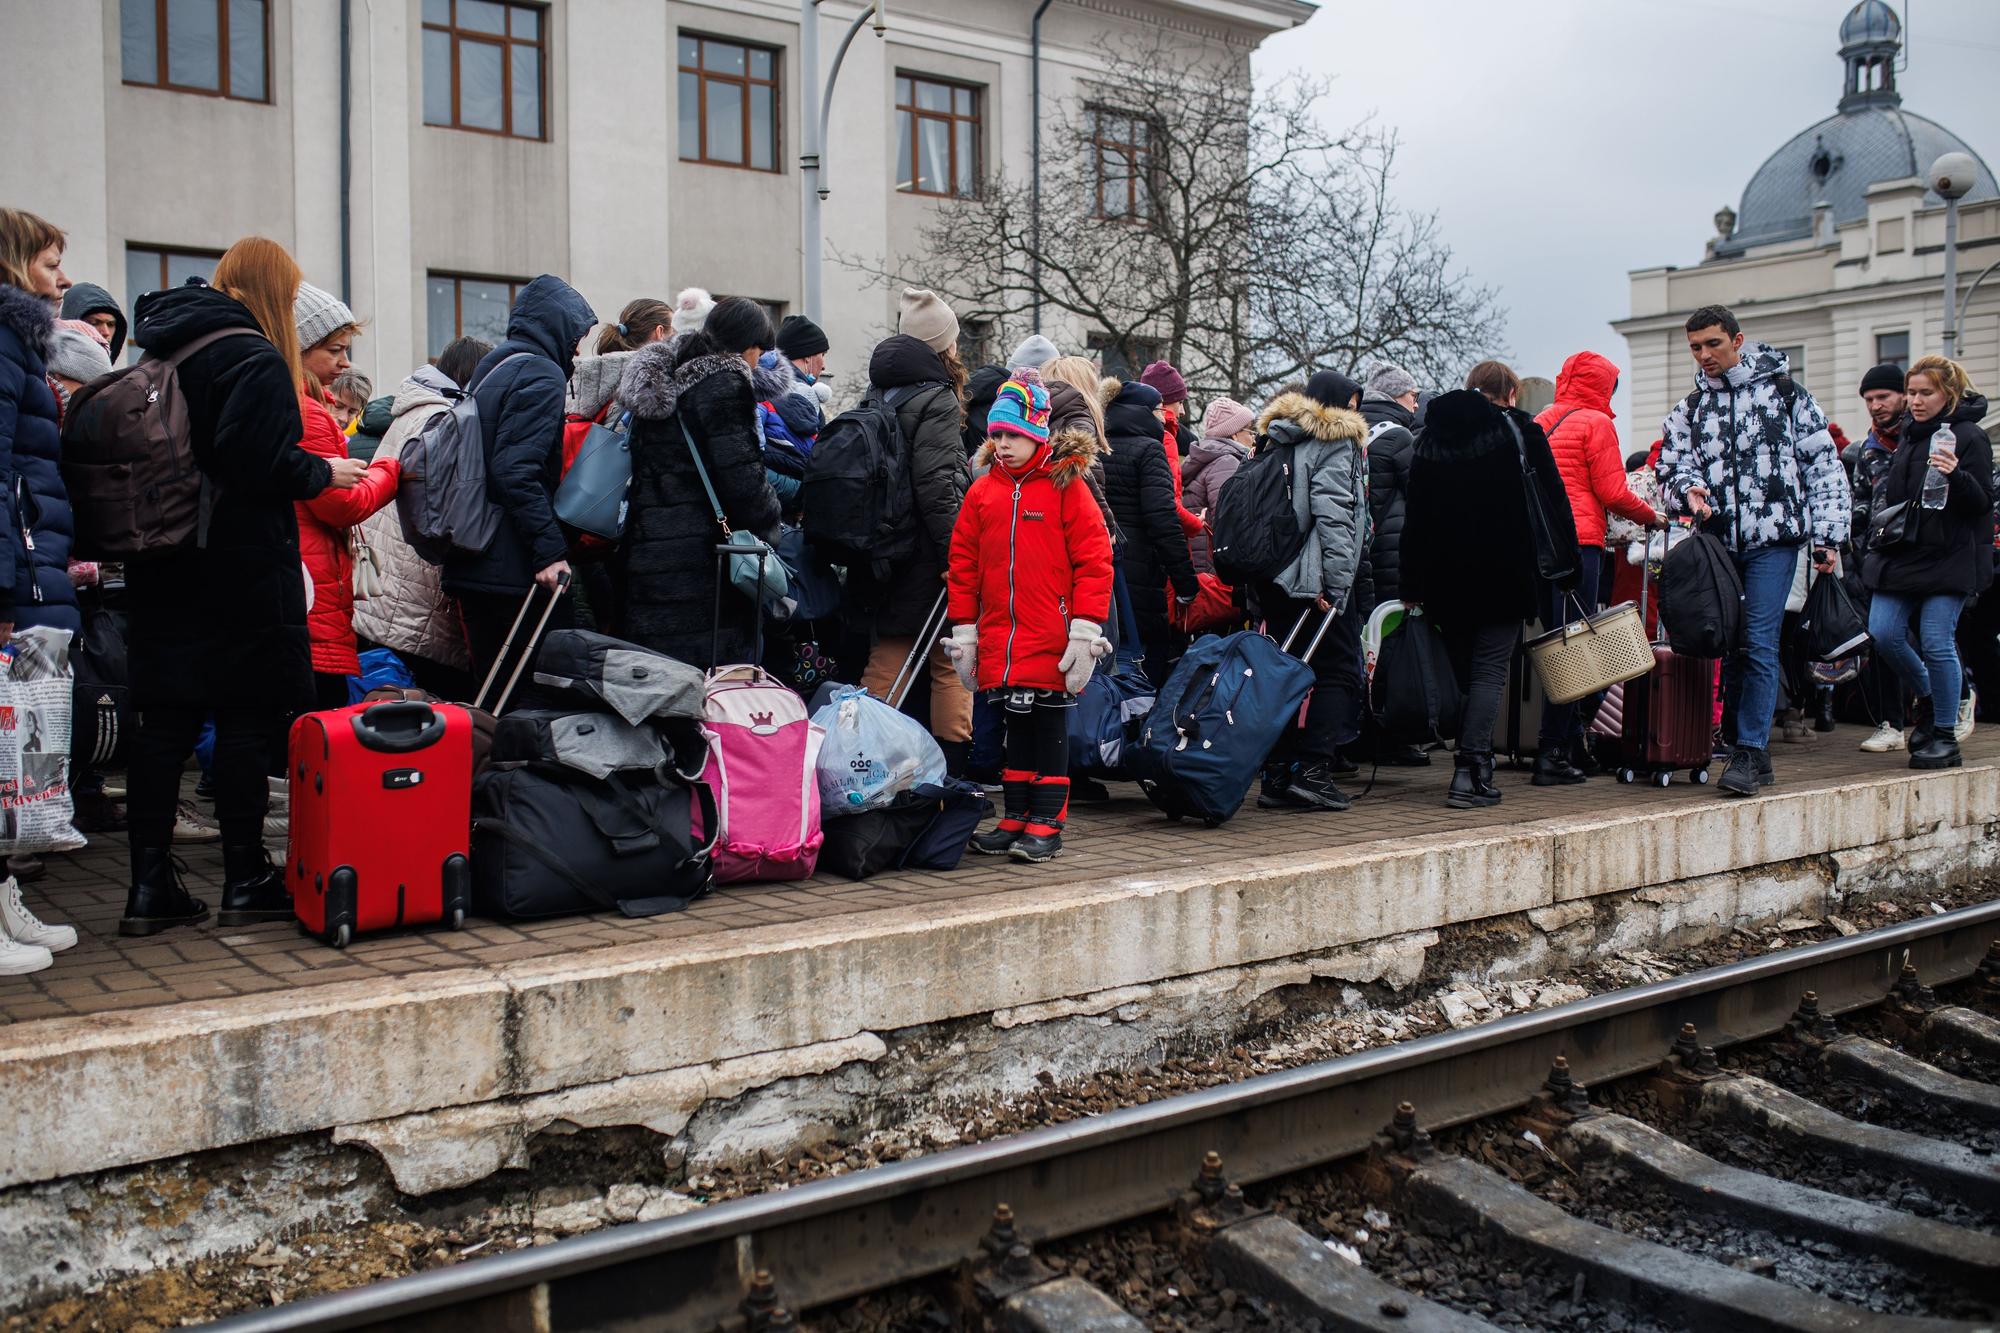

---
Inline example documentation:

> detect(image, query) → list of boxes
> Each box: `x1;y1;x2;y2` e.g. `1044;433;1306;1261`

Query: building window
678;35;779;171
1875;330;1910;371
427;272;523;357
896;75;980;198
1092;107;1154;222
125;245;223;360
422;0;545;139
1087;332;1164;381
120;0;269;102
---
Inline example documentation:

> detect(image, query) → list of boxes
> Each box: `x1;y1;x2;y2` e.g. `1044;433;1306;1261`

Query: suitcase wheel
1652;770;1673;789
1203;817;1223;828
1617;767;1637;784
1165;812;1183;823
1692;767;1712;785
448;907;465;930
329;922;352;950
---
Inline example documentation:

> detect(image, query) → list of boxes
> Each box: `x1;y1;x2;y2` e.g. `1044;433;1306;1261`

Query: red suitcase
1614;574;1717;788
289;699;475;947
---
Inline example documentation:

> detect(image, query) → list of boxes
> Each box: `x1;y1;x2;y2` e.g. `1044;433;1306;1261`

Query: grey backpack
396;352;528;563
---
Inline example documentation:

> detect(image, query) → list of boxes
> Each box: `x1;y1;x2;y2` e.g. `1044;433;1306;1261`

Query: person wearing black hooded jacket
1101;380;1197;681
1402;361;1578;809
1861;356;1992;771
1359;388;1416;608
61;281;127;361
446;274;596;684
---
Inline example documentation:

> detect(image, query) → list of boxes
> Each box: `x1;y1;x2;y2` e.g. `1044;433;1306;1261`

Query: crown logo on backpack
749;709;777;735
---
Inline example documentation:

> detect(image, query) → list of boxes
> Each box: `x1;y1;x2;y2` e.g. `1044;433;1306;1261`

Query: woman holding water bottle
1861;355;1991;770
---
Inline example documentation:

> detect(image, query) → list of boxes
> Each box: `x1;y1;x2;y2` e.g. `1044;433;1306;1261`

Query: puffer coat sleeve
1135;435;1198;600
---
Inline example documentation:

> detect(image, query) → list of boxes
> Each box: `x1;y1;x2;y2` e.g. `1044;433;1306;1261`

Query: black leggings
998;689;1074;834
129;706;286;848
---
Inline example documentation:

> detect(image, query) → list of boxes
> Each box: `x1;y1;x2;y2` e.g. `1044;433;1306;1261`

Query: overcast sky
1256;0;2000;423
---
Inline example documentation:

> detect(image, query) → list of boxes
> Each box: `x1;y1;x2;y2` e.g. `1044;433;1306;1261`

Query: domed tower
1712;1;1996;259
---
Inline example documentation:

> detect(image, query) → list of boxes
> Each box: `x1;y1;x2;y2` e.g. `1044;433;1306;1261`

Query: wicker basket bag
1525;599;1654;705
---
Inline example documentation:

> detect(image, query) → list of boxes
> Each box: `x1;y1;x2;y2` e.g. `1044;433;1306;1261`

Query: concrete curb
2;765;1993;1191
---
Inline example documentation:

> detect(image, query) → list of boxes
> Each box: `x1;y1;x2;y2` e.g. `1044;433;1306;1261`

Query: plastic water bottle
1923;423;1955;510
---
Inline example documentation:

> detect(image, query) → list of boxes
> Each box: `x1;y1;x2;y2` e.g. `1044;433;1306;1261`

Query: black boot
1531;750;1586;787
1910;726;1962;771
1447;752;1501;809
1382;742;1432;767
1813;687;1837;733
216;842;292;926
969;773;1031;855
1908;696;1936;753
1717;747;1760;797
119;845;209;936
1010;777;1070;862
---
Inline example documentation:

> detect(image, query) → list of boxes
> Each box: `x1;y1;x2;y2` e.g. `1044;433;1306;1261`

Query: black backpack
1372;610;1463;744
801;386;919;570
1657;531;1744;659
1209;440;1309;586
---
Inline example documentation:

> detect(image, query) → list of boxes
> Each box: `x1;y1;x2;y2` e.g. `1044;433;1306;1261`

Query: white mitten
941;624;979;692
1057;619;1111;694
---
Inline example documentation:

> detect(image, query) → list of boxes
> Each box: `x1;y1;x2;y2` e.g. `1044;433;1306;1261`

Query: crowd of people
0;206;1992;969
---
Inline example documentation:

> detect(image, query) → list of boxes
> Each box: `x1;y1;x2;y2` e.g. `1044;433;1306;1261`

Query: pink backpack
697;665;825;882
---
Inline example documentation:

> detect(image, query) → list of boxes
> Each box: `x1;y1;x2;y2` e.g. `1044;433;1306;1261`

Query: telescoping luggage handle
1278;605;1338;666
891;588;951;711
473;571;573;715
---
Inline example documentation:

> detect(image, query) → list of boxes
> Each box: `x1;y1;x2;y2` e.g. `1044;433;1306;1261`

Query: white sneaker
0;933;52;975
0;876;75;952
172;800;222;844
1959;689;1977;740
1859;721;1905;753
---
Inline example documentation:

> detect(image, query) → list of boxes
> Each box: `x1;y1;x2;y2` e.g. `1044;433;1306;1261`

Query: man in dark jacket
60;281;126;361
1358;363;1419;612
445;275;595;681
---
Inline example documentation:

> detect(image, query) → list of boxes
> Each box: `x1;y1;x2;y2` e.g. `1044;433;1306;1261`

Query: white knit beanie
897;287;960;354
294;282;356;351
672;287;716;335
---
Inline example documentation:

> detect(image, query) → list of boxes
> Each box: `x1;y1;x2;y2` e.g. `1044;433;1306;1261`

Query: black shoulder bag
1501;414;1577;583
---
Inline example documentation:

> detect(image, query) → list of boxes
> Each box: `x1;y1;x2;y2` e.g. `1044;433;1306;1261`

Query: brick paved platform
9;726;1975;1027
2;725;1995;1197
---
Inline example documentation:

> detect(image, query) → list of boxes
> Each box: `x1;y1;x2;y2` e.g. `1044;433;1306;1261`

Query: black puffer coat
0;285;80;635
1863;394;1993;599
1360;395;1416;605
617;334;783;668
444;275;596;597
865;335;969;638
962;363;1008;456
1101;380;1196;664
1402;390;1575;628
125;284;330;712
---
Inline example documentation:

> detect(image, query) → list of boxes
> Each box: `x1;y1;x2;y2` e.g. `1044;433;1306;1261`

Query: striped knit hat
986;366;1051;445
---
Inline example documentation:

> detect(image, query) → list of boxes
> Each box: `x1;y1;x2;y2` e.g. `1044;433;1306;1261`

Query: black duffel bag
819;779;993;881
472;709;717;919
1371;609;1463;745
1658;531;1745;659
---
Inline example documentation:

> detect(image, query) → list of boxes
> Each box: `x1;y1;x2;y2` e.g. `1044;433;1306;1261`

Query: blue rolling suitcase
1128;612;1333;826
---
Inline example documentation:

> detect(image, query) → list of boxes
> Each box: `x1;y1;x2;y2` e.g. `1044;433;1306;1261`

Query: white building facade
3;0;1310;390
1615;2;1998;439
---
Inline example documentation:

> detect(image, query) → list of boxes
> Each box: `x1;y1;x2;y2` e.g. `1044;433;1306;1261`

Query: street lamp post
1929;151;1976;357
799;0;886;324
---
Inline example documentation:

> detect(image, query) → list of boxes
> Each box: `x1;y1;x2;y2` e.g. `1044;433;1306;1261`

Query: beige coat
351;368;470;670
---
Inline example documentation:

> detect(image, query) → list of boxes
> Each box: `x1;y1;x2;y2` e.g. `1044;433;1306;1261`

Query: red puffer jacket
947;425;1114;693
1536;350;1655;548
294;390;399;675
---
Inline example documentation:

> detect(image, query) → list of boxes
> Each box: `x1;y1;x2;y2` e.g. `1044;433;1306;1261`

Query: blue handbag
680;417;788;608
553;411;633;541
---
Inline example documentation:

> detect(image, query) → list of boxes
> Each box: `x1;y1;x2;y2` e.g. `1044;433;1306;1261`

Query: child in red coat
943;369;1114;862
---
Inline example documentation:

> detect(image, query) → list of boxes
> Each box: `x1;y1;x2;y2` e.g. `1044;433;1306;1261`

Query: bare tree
837;37;1503;399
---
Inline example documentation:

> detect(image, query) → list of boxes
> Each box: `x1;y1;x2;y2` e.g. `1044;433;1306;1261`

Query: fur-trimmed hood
0;284;55;361
618;331;751;420
972;423;1103;488
568;349;636;420
751;348;796;401
1255;391;1366;446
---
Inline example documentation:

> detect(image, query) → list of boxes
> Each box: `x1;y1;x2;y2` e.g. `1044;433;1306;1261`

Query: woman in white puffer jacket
352;337;489;697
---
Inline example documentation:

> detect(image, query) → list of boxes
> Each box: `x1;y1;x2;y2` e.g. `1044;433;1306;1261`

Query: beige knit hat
897;287;959;354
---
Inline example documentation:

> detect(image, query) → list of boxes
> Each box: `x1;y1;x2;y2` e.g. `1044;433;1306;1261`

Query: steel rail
208;897;2000;1333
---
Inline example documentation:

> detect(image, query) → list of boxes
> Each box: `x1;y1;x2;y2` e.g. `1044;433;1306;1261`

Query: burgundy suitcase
1614;574;1716;788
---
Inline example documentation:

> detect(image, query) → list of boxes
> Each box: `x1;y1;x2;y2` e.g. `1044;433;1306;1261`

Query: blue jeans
1867;590;1966;729
1724;546;1799;751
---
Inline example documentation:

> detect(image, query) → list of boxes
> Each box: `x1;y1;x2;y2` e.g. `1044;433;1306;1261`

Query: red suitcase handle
351;700;447;753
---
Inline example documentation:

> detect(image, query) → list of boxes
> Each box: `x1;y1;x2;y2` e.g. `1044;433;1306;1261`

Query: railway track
208;899;2000;1332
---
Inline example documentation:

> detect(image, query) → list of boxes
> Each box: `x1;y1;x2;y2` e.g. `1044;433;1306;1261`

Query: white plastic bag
0;627;84;853
810;685;946;815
